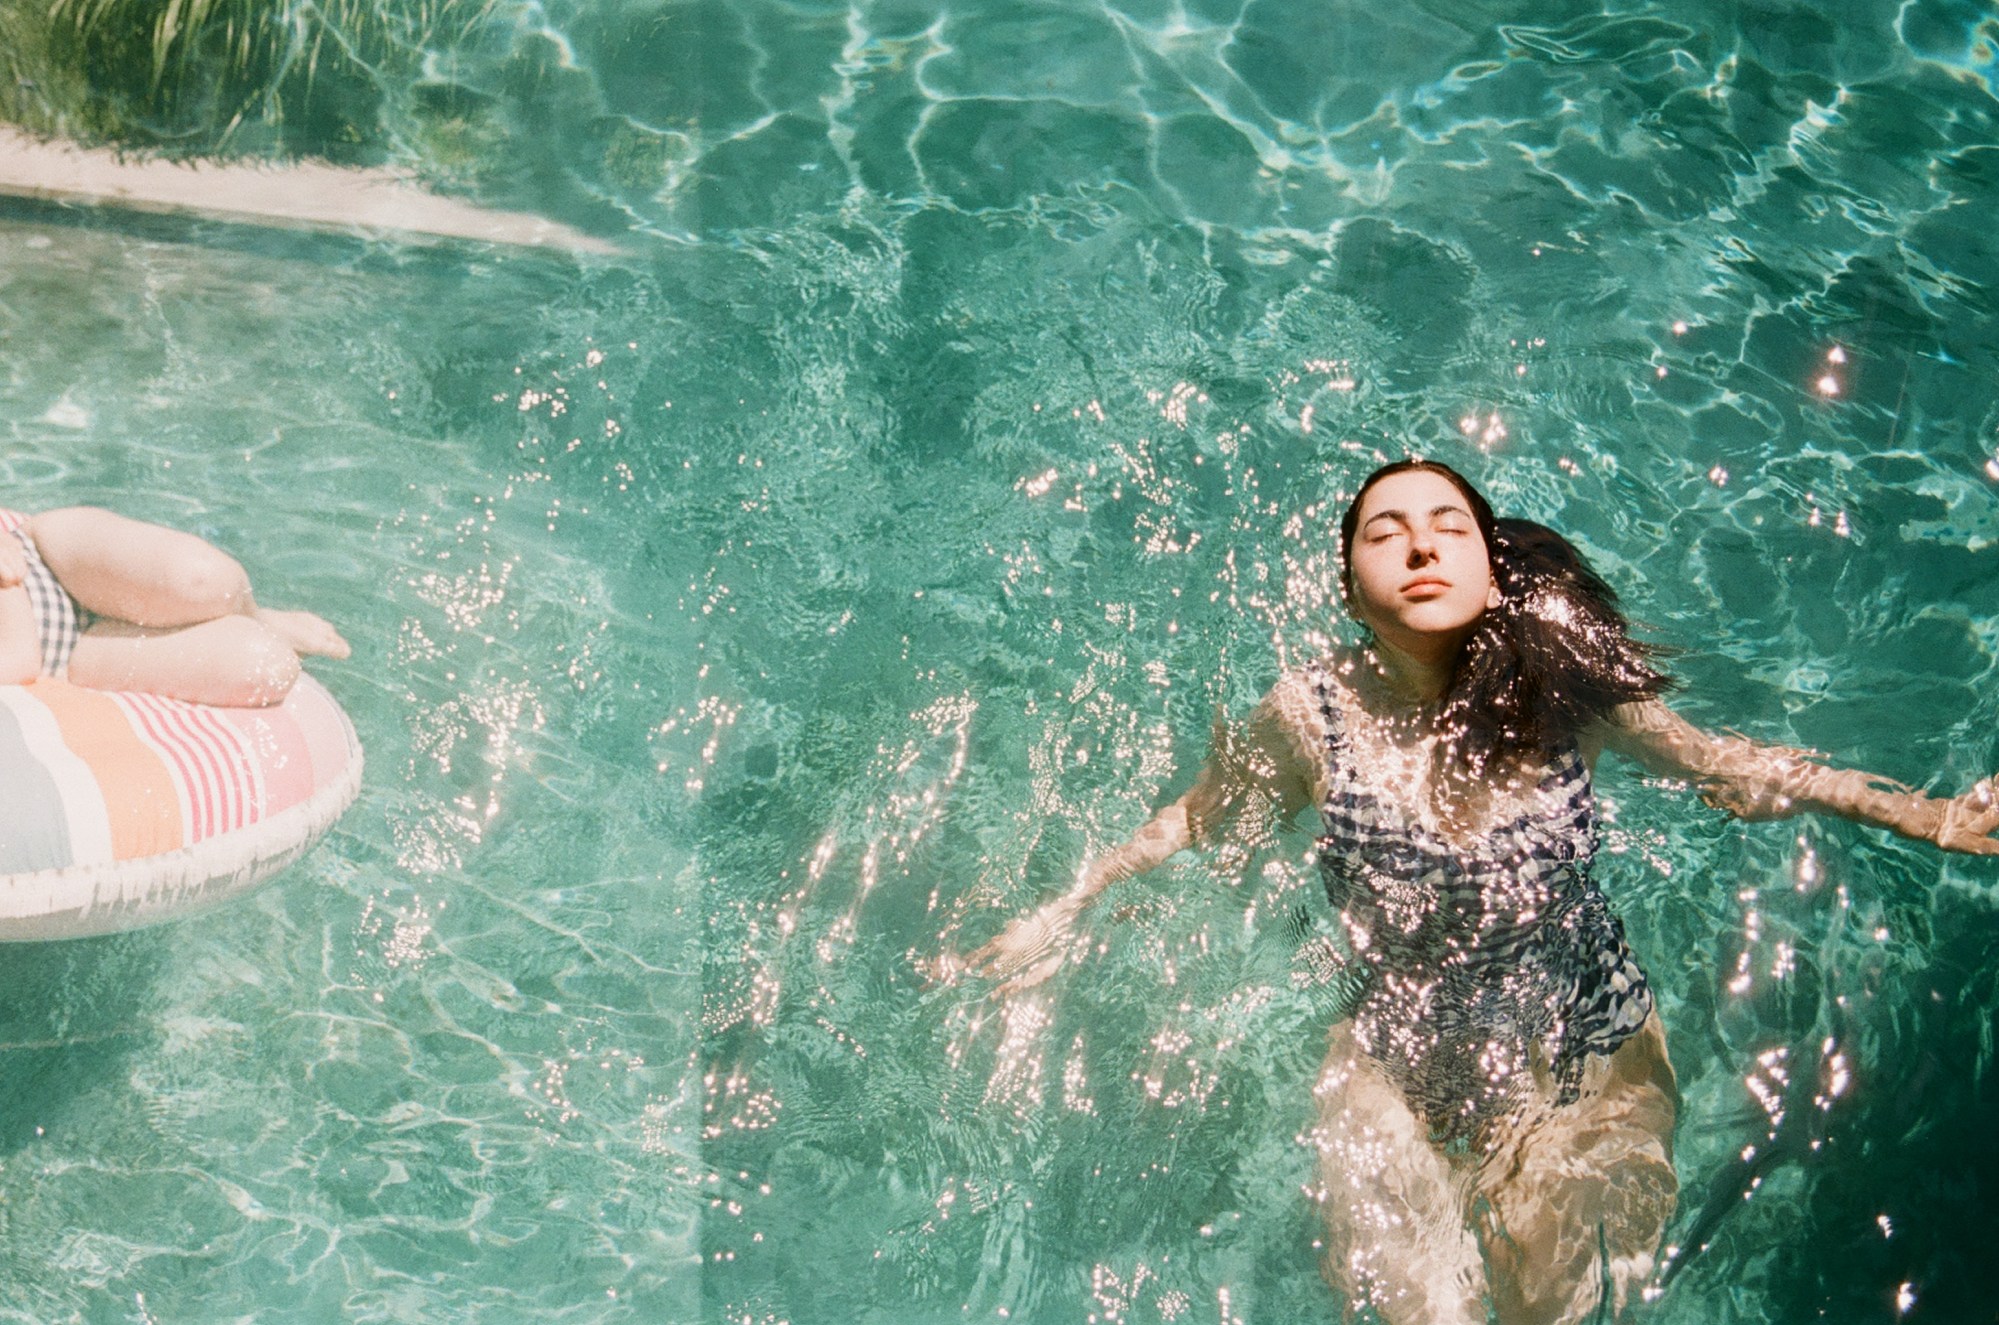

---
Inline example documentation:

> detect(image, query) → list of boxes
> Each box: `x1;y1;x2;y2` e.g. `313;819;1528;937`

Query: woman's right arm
1;536;37;684
955;671;1321;990
1599;698;1999;854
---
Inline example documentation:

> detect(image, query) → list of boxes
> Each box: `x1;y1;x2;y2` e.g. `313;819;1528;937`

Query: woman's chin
1380;607;1484;644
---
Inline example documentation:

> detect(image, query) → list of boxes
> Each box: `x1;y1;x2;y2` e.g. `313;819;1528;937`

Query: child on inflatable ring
1;506;348;707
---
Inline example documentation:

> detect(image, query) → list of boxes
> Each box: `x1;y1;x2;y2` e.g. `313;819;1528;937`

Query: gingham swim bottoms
1;510;90;679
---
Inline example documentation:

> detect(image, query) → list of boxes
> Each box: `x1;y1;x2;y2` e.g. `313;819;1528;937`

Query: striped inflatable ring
0;674;362;940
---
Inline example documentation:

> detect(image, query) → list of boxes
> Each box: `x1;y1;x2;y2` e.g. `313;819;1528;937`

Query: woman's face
1345;468;1498;653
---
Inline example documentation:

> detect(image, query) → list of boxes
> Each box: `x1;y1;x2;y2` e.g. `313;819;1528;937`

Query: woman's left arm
1597;699;1999;855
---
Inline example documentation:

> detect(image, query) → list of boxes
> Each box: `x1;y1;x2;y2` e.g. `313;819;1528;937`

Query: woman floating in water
955;459;1999;1324
1;506;348;706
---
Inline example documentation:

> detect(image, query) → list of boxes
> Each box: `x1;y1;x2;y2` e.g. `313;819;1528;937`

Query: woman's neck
1363;636;1455;709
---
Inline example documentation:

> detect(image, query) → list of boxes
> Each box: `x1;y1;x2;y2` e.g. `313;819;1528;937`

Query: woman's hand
1934;778;1999;854
960;894;1086;992
925;673;1318;994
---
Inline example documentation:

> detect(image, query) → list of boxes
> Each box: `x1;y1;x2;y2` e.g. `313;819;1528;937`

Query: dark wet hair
1339;459;1673;771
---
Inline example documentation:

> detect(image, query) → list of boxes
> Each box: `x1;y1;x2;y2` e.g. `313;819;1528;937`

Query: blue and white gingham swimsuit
1;510;90;678
1312;666;1652;1134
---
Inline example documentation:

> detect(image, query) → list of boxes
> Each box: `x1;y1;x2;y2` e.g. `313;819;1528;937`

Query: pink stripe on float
124;692;228;841
181;701;250;836
183;700;257;832
126;696;198;838
54;678;353;858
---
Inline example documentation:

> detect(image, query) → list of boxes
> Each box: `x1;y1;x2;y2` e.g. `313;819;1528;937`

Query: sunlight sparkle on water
1458;411;1508;447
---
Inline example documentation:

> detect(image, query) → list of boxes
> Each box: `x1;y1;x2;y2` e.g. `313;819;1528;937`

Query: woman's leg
1476;1015;1679;1325
1308;1024;1487;1325
29;508;348;657
67;616;300;708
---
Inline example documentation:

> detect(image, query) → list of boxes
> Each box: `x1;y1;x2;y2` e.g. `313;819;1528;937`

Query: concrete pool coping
0;128;624;256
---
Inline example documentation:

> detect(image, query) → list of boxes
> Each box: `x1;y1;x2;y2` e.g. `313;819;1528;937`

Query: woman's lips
1401;577;1451;594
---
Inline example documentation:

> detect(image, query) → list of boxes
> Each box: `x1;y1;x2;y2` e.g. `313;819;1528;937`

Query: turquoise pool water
4;0;1999;1320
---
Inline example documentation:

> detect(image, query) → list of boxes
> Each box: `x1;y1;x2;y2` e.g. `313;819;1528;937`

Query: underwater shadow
0;930;170;1157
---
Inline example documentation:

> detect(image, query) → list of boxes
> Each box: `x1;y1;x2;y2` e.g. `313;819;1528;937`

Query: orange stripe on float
36;681;184;860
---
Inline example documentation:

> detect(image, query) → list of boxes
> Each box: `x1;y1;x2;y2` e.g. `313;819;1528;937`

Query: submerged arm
957;673;1320;989
1600;699;1999;854
1;534;35;684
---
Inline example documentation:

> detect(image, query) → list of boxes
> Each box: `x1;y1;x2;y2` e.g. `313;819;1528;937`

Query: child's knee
243;626;301;705
175;544;253;615
216;617;299;705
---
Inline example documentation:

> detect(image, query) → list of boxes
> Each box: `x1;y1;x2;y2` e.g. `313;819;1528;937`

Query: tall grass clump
1;0;504;164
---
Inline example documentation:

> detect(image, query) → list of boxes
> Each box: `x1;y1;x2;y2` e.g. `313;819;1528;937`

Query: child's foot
257;608;351;659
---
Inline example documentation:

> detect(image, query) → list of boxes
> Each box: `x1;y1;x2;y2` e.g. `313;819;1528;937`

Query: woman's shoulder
1270;650;1361;704
1258;652;1361;748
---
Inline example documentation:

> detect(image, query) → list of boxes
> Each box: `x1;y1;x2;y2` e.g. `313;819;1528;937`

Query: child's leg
67;617;301;708
29;508;349;658
28;507;253;627
254;607;350;659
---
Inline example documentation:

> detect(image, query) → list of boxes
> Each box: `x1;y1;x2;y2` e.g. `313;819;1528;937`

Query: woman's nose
1406;531;1438;563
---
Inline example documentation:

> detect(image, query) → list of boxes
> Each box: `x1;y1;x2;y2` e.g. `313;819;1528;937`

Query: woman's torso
1295;657;1653;1135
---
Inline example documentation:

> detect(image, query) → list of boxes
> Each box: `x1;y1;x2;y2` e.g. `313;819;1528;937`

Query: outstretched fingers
1938;778;1999;855
924;905;1081;996
994;949;1070;994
